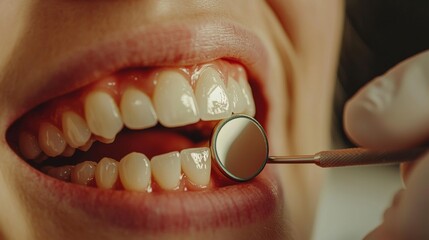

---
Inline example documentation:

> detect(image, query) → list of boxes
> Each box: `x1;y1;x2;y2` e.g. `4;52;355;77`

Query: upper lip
6;19;279;233
6;19;269;126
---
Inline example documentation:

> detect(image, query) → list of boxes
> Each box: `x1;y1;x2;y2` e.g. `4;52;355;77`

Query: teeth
151;151;181;190
195;67;232;120
95;157;119;189
45;165;74;181
84;91;123;140
180;147;211;187
227;76;247;113
238;69;256;116
118;152;151;191
61;111;91;148
153;71;199;127
120;87;157;130
38;122;67;157
71;161;97;186
22;63;255;192
19;131;41;159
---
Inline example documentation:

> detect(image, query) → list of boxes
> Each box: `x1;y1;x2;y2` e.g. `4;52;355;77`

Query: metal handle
315;148;427;168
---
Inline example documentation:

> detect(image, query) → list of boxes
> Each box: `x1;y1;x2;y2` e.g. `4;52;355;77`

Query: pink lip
8;19;269;123
7;20;281;233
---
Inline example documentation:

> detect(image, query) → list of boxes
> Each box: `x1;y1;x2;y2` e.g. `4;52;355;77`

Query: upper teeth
17;61;256;191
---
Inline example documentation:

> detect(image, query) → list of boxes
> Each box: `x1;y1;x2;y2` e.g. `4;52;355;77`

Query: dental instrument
210;114;425;181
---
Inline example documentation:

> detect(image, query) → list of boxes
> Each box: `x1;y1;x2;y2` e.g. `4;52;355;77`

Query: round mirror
211;115;269;181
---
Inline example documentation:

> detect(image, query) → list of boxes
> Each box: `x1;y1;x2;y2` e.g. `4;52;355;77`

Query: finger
344;50;429;150
364;154;429;239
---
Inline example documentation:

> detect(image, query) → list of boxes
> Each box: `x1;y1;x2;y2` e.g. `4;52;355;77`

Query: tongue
58;128;199;165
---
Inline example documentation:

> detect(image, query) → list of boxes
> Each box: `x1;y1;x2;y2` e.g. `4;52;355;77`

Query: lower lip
24;153;282;233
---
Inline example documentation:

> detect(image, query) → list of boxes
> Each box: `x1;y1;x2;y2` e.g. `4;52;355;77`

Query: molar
118;152;151;192
71;161;97;186
151;151;181;190
45;165;74;182
180;147;211;187
78;138;95;152
18;131;41;160
153;71;199;127
95;157;119;189
62;111;91;148
84;91;123;140
195;67;232;120
61;145;76;157
38;122;67;157
120;87;157;130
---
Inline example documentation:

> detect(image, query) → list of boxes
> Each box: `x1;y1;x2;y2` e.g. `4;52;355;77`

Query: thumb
344;50;429;150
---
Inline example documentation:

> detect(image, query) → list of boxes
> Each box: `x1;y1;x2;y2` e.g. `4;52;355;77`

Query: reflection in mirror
212;115;268;181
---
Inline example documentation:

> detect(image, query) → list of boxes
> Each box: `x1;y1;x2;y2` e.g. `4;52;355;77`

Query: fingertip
343;82;391;148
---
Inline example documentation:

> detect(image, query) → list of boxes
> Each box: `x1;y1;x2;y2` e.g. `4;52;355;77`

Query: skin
0;1;343;240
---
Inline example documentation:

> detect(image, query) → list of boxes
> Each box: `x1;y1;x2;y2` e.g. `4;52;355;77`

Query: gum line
15;59;255;163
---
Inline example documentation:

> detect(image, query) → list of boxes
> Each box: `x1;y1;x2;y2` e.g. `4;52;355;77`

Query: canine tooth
19;131;41;159
196;67;232;120
71;161;97;186
84;91;123;140
46;165;74;181
120;88;157;129
62;111;91;148
180;147;211;186
153;71;199;127
119;152;151;191
151;151;181;190
238;69;256;116
38;122;67;157
62;145;76;157
227;76;247;113
95;157;118;189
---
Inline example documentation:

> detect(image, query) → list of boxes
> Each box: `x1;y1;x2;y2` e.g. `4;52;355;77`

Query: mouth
11;59;258;190
5;21;282;235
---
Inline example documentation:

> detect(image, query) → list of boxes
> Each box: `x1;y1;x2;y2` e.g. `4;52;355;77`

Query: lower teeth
42;147;211;192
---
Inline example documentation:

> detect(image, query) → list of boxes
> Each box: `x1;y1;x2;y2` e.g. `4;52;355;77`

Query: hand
343;50;429;239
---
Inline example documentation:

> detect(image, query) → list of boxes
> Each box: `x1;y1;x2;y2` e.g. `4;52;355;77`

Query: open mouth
3;21;283;236
8;59;258;192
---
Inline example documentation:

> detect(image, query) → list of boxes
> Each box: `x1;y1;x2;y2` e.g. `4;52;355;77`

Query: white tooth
238;69;256;116
119;152;151;191
62;111;91;148
84;91;123;140
19;131;41;159
227;76;247;113
95;157;119;189
120;88;157;129
62;145;76;157
153;71;199;127
38;122;67;157
151;151;181;190
71;161;97;186
180;147;211;187
46;165;74;181
195;67;232;120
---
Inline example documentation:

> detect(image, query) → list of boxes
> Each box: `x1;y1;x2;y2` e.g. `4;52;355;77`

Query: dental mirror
211;114;426;182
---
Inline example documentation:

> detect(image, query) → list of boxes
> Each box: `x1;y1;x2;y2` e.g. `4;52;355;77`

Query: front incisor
151;151;181;190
